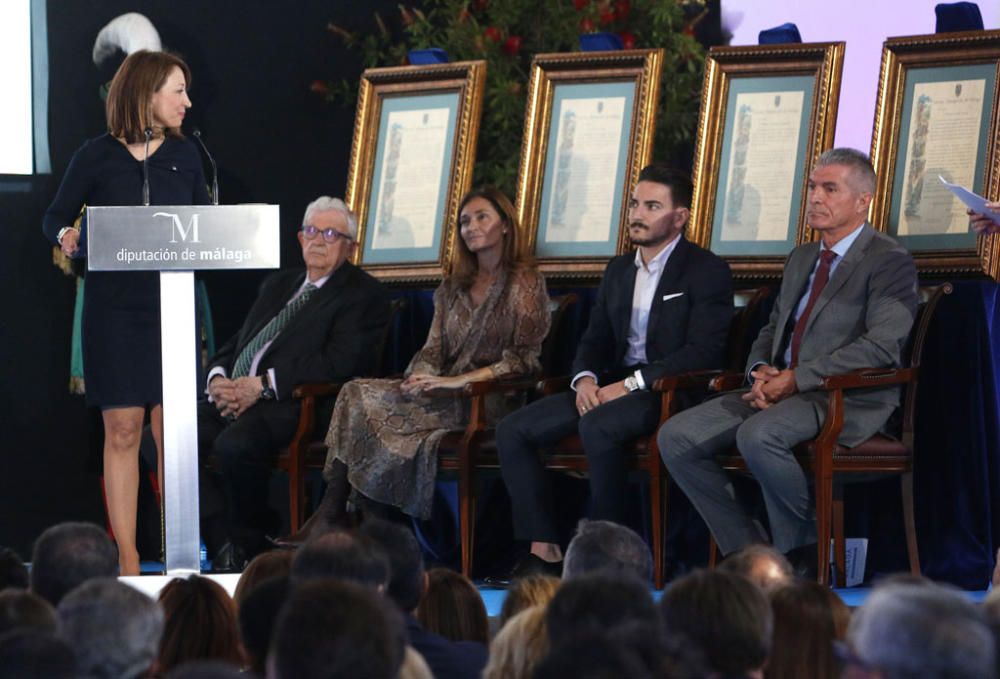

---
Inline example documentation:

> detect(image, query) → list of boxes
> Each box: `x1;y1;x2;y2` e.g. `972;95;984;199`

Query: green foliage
317;0;706;193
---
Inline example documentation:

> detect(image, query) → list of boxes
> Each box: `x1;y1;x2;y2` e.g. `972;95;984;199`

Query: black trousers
496;389;662;543
197;398;301;551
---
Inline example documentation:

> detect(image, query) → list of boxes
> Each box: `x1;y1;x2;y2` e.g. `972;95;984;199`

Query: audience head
30;521;118;605
562;519;653;583
0;547;28;591
498;573;559;629
269;579;406;679
0;630;77;679
453;186;522;287
659;569;772;678
719;543;793;592
546;572;664;675
360;518;425;612
157;575;242;674
238;575;290;676
164;660;246;679
767;580;843;679
484;604;550;679
416;568;489;644
233;549;293;607
291;530;389;590
57;578;164;679
534;634;653;679
0;589;57;636
846;581;996;679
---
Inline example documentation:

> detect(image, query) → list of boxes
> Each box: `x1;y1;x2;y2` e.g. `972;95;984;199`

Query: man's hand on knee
596;380;627;405
575;377;601;415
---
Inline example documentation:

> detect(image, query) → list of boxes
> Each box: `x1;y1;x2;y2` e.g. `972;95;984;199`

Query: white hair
302;196;358;240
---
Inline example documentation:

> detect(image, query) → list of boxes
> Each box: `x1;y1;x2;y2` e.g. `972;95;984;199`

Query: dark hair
451;187;524;289
0;548;28;592
718;543;793;591
562;519;653;583
0;630;77;679
290;531;389;589
270;580;406;679
417;568;489;644
106;50;192;144
766;580;841;679
636;164;694;209
0;590;57;636
533;633;653;679
233;549;293;607
164;660;246;679
157;575;243;673
30;521;118;605
238;575;290;676
359;518;424;612
660;569;772;677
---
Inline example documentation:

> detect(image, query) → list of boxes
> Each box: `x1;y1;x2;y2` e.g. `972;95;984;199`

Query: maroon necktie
789;249;837;368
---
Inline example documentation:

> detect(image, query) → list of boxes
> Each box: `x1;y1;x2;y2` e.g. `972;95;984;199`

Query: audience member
845;581;996;679
290;530;389;589
233;549;292;607
399;646;435;679
269;579;406;679
498;574;559;629
30;521;118;605
417;568;489;644
562;519;652;582
545;572;665;676
0;629;77;679
361;518;488;679
238;575;289;676
483;605;549;679
0;547;28;591
719;543;793;592
0;589;57;636
660;569;772;678
534;634;653;679
766;580;842;679
165;660;246;679
157;575;243;673
57;578;163;679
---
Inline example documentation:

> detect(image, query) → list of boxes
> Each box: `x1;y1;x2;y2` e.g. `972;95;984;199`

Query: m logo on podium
156;211;202;243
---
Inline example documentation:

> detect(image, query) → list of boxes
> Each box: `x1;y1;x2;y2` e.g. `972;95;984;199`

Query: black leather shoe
210;542;250;574
785;543;819;581
484;554;562;586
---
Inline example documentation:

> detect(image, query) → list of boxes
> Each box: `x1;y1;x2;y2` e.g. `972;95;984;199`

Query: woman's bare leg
102;406;145;576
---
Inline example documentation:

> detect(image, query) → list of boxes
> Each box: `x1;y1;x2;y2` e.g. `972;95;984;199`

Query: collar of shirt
825;222;866;260
633;233;681;274
299;272;331;294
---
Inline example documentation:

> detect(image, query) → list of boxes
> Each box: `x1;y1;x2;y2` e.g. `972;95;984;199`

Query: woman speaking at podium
42;50;210;575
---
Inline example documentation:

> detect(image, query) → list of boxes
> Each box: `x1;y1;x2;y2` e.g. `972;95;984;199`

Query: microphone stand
142;127;153;206
192;129;220;205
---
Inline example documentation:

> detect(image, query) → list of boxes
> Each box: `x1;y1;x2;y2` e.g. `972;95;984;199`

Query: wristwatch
260;374;276;400
623;374;641;392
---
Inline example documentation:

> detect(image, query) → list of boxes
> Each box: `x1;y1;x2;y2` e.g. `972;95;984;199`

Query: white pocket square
662;293;684;302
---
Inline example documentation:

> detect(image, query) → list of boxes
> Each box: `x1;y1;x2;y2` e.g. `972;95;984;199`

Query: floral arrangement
313;0;708;192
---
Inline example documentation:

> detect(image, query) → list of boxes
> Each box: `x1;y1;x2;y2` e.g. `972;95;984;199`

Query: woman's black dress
43;133;211;407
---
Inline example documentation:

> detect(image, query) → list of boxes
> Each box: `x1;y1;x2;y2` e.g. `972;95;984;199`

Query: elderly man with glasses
199;196;390;571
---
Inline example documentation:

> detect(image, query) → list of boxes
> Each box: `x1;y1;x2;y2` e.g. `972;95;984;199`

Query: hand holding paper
939;176;1000;235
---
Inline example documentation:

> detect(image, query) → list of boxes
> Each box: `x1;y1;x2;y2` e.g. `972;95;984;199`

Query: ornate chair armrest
462;374;539;397
652;369;725;392
709;371;747;392
820;367;916;391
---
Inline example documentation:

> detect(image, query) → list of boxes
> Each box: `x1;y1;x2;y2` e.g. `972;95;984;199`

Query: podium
87;205;280;573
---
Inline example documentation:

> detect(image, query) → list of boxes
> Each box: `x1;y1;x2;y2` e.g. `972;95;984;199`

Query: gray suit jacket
746;223;918;445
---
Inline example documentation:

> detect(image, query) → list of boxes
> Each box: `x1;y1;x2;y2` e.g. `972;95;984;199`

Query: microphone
142;127;153;206
192;129;220;205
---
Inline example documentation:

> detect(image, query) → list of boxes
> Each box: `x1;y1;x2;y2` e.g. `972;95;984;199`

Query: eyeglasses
302;225;353;243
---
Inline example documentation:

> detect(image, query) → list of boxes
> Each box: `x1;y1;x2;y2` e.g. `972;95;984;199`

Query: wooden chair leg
459;460;475;579
288;466;302;534
650;466;664;589
814;466;833;587
708;535;718;568
901;471;920;575
833;485;846;588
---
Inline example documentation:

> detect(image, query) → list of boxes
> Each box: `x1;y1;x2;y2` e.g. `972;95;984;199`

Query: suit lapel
265;264;349;357
645;237;688;346
802;223;874;336
616;258;639;354
772;242;819;363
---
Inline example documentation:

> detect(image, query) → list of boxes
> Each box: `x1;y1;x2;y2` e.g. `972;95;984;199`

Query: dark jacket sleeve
570;257;622;377
42;140;96;244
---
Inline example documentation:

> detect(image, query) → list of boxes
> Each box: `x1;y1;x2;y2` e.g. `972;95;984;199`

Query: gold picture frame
514;49;664;280
345;61;486;283
688;42;845;279
869;30;1000;281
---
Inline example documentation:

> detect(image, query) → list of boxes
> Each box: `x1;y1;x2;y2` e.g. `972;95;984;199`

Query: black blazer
571;236;733;386
210;262;390;400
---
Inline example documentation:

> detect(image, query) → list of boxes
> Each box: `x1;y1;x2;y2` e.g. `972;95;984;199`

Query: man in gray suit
657;148;918;569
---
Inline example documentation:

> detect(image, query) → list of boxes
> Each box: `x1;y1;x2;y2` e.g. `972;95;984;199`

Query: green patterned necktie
231;282;317;378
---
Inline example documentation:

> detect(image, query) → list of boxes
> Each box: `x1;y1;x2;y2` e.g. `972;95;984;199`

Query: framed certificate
514;49;664;279
869;30;1000;280
688;43;845;278
345;61;486;282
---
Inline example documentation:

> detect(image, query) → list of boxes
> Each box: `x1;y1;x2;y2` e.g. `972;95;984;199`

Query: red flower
502;35;522;56
573;0;589;10
619;31;635;49
615;0;630;20
599;8;615;25
484;26;503;43
580;17;595;32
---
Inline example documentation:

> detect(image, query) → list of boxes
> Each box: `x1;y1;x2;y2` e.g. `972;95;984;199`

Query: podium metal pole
160;271;201;574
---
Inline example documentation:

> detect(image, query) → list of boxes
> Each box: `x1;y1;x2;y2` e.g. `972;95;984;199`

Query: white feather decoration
92;13;162;65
